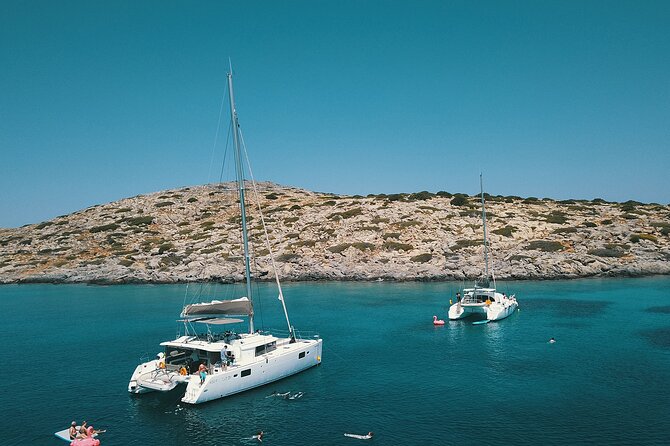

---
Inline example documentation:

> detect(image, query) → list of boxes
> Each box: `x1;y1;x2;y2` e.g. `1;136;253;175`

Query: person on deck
221;345;230;368
198;363;207;384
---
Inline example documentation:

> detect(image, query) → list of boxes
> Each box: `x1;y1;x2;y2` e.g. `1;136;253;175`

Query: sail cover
181;297;253;317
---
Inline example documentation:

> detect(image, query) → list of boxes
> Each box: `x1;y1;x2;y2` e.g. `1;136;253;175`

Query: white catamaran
128;69;323;404
448;175;518;322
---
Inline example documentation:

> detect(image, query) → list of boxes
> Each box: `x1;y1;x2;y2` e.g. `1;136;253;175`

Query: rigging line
238;128;294;337
218;118;233;184
207;79;230;184
252;277;265;331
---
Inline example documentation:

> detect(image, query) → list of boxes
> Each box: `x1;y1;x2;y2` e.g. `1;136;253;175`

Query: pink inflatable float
70;427;101;446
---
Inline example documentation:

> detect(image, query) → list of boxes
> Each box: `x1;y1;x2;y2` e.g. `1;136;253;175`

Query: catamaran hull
182;338;322;404
448;302;518;321
128;359;188;394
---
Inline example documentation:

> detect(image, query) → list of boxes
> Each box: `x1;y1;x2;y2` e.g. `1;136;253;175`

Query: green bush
187;197;198;203
450;239;483;250
545;212;568;224
408;191;434;201
553;227;578;234
276;253;299;262
386;193;406;202
327;242;374;254
410;253;432;263
630;233;657;243
492;226;516;237
160;254;183;266
291;240;316;248
526;240;564;252
155;201;174;208
327;244;351;254
382;232;401;239
588;248;625;258
582;221;597;228
339;208;363;219
351;242;375;251
265;193;280;200
125;216;154;226
158;243;174;254
393;220;421;228
450;194;468;206
35;221;54;230
382;241;414;251
90;223;120;233
371;217;390;224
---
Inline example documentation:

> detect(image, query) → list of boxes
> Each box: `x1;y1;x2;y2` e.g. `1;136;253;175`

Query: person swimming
288;391;304;400
266;391;290;398
344;432;374;440
549;337;556;343
252;431;264;442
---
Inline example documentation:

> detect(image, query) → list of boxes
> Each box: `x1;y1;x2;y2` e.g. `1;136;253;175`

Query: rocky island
0;182;668;284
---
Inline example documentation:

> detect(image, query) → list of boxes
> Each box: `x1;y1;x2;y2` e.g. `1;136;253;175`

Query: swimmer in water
252;431;263;442
344;432;373;440
288;391;304;400
549;337;556;343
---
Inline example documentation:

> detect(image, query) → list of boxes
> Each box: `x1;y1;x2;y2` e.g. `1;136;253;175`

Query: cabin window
255;341;277;356
298;352;305;359
241;369;251;377
165;347;191;365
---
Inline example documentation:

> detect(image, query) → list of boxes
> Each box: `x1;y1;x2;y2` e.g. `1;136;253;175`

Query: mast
480;173;489;282
227;68;254;334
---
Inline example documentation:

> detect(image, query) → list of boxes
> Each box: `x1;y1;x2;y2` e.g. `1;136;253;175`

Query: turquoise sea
1;277;669;445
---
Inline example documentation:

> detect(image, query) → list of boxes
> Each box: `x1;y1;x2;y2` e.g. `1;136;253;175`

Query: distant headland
0;182;668;284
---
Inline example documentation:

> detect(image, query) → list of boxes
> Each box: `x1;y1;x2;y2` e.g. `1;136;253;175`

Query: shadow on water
523;298;612;317
638;326;670;349
645;305;670;314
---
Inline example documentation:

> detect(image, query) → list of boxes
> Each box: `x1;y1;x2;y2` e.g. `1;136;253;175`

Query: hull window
241;369;251;377
298;352;305;359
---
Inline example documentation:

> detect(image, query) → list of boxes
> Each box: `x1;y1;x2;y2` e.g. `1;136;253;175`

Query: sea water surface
1;278;669;445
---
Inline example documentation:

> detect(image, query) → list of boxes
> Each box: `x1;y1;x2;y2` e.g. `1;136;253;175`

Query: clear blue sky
1;1;669;228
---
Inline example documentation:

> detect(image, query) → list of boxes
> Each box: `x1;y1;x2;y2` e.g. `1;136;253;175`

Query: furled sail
181;297;253;317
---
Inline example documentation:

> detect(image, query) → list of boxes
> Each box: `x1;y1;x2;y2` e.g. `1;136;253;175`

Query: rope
218;119;232;184
208;80;229;184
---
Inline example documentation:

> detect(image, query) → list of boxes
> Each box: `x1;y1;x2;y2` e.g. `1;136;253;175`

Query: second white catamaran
128;69;322;404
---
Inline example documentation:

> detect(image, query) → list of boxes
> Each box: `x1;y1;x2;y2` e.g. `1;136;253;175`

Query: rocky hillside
1;182;669;284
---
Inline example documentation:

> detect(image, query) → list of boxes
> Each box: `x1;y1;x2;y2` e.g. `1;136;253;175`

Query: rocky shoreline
1;182;669;284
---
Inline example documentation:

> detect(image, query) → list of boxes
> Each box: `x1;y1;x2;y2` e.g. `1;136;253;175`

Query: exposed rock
0;183;669;284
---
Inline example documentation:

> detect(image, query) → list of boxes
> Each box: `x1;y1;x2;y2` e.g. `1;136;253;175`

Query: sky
1;1;669;228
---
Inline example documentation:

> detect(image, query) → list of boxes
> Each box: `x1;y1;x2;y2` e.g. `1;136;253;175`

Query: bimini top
181;297;253;317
